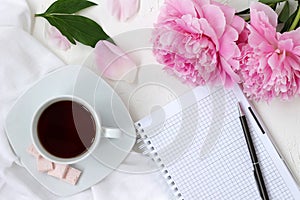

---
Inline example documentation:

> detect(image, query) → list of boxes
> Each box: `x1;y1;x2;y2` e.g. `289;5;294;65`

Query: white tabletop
28;0;300;189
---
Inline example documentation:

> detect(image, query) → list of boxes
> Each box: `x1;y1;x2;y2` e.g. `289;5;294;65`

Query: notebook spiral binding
135;123;184;200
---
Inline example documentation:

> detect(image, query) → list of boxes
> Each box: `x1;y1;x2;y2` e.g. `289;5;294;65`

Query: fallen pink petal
106;0;140;21
46;26;71;51
94;40;137;82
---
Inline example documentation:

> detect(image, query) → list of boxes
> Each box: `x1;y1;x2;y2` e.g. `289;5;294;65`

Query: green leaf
279;1;290;23
236;8;250;15
280;8;298;32
259;0;286;4
35;0;112;47
44;0;96;15
269;3;278;10
45;14;110;47
289;5;300;30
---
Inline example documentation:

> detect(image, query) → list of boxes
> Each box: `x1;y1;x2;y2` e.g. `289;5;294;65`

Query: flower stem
34;13;44;17
289;6;300;31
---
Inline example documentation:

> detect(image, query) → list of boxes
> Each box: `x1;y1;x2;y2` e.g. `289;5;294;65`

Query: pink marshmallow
48;163;69;179
37;156;54;172
26;145;82;185
27;144;40;158
63;167;81;185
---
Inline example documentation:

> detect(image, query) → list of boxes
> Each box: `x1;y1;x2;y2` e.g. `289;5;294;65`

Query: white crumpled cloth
0;0;171;199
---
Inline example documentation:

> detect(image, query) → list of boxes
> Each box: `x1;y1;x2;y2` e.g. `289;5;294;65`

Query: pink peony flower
106;0;140;22
152;0;246;87
238;2;300;101
95;40;137;82
46;26;71;51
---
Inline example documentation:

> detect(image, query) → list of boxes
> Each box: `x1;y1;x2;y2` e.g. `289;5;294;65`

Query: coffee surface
37;100;96;158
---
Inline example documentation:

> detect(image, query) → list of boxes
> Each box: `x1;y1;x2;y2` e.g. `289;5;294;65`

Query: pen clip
253;170;264;199
248;106;265;134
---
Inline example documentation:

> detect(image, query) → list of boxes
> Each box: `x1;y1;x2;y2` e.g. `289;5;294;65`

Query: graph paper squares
139;88;293;200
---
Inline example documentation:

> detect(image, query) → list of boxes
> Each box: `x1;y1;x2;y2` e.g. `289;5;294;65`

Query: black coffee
37;100;96;158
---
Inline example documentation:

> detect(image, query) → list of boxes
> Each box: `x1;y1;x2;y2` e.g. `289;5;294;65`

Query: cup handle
102;127;122;139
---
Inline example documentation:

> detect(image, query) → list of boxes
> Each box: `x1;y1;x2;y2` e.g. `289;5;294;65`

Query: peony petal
193;0;210;8
268;53;280;70
198;18;219;50
46;26;71;51
193;0;210;17
250;2;277;28
237;24;250;44
106;0;140;22
248;26;275;52
219;26;239;60
201;4;226;38
280;28;300;46
219;57;240;87
166;0;197;17
175;14;201;34
278;38;293;52
250;2;277;44
231;15;246;35
158;0;197;25
286;56;300;71
212;1;235;25
95;41;137;82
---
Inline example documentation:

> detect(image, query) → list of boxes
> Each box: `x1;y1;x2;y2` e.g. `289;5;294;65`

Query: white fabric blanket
0;1;170;199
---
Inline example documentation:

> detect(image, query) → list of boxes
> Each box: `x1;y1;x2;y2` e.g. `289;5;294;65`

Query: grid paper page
139;88;294;200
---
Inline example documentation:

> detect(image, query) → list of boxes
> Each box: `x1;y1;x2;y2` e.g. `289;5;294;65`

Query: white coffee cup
31;95;122;164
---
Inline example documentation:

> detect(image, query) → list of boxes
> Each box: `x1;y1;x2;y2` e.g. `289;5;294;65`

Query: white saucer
4;65;136;196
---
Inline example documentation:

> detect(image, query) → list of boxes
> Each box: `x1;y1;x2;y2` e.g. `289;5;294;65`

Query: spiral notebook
135;85;300;199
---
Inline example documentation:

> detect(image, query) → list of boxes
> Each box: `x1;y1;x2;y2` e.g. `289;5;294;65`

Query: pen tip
238;102;244;116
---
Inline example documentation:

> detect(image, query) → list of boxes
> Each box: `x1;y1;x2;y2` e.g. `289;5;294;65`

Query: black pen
238;103;269;200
